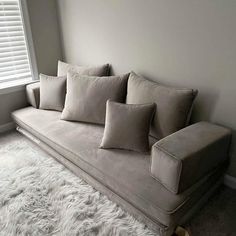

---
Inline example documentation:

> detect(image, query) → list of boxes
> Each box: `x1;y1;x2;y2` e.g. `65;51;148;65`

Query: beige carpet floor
186;186;236;236
1;131;236;236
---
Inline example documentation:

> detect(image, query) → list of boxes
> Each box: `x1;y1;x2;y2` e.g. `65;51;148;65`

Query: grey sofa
12;82;231;236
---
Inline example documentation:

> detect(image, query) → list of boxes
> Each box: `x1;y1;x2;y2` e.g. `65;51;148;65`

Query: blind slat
0;16;21;21
1;72;31;80
0;31;24;37
0;72;31;83
0;1;18;5
0;41;24;48
0;55;28;63
0;67;30;76
0;50;27;58
0;59;29;67
0;45;26;52
0;63;29;72
0;25;22;32
0;21;22;26
0;6;18;11
0;36;25;43
0;11;20;16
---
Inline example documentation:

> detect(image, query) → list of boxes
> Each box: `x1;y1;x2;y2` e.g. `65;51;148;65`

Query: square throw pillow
100;100;155;152
39;74;66;111
57;60;110;77
126;72;198;139
61;72;129;124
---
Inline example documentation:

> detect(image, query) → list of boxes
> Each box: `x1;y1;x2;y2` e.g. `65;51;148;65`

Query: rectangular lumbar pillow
100;100;155;152
61;72;129;124
39;74;66;111
57;60;110;77
126;72;198;139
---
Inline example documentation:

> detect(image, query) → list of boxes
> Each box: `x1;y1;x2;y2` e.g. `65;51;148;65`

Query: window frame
0;0;38;91
19;0;38;81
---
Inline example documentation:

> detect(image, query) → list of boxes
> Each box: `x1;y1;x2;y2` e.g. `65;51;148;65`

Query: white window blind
0;0;32;84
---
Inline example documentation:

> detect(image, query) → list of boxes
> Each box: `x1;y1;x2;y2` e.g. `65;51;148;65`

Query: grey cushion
39;74;66;111
57;60;110;77
26;82;40;108
126;72;198;139
100;100;155;152
12;106;227;228
61;72;129;125
151;121;231;194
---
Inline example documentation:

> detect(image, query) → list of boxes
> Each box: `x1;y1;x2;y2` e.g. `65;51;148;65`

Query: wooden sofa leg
173;226;190;236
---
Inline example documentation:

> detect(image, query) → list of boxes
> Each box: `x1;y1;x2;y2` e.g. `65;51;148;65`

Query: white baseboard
224;174;236;189
0;122;15;133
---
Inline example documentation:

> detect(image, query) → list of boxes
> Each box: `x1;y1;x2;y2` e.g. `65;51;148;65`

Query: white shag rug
0;133;157;236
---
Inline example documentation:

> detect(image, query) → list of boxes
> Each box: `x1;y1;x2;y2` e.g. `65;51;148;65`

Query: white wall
57;0;236;177
26;0;62;75
0;89;27;131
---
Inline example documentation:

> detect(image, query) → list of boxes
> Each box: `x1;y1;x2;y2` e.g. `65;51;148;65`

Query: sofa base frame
16;126;223;236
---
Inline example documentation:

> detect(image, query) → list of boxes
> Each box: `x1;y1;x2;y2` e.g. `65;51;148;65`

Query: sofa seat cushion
12;107;225;227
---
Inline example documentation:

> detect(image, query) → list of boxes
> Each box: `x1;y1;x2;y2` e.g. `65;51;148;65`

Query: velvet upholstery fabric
101;101;155;152
39;74;66;111
12;107;227;228
151;122;231;194
126;72;198;139
57;60;110;77
26;82;40;108
61;72;129;125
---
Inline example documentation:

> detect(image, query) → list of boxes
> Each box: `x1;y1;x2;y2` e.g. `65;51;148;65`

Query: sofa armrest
26;82;40;108
151;121;231;194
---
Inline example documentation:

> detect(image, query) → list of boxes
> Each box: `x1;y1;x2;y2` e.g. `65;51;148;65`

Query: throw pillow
61;72;129;124
57;60;110;77
100;100;155;152
126;72;198;139
39;74;66;111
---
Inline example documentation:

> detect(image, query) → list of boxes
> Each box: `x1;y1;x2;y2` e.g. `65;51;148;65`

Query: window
0;0;35;85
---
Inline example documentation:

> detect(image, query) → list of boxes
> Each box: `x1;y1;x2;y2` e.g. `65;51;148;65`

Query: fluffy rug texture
0;133;156;236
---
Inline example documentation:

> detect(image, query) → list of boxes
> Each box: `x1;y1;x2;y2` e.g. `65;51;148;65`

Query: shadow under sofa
12;82;231;236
